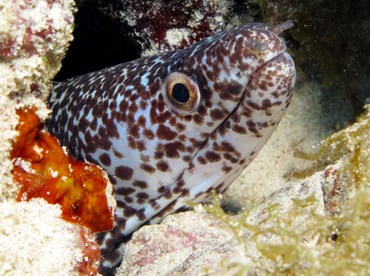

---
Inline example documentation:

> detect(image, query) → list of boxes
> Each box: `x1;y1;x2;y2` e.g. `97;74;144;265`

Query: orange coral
11;107;114;233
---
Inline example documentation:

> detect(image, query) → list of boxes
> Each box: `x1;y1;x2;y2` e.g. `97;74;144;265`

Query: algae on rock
205;103;370;274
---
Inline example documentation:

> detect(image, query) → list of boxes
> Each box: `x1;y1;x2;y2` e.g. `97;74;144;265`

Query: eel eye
172;83;190;103
162;72;201;115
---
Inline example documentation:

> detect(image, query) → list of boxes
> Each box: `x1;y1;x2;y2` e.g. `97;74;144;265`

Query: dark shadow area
55;3;141;81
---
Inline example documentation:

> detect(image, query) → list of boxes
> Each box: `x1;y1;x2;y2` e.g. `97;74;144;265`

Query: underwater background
0;0;369;274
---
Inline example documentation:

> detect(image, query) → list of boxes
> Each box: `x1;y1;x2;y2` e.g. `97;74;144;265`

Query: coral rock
0;199;100;275
99;0;230;55
117;210;245;275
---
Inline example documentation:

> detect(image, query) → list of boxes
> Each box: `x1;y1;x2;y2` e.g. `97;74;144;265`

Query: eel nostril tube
269;20;294;35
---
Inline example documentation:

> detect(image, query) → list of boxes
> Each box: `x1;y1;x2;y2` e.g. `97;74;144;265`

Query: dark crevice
55;3;141;81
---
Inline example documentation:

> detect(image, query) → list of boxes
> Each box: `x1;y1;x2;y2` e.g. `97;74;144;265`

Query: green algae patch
204;102;370;273
205;185;369;274
294;103;370;187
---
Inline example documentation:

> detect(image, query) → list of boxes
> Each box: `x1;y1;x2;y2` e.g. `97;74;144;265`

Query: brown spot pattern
115;166;133;180
156;124;178;140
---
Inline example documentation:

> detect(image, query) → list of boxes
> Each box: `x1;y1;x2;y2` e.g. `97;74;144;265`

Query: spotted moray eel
47;21;296;274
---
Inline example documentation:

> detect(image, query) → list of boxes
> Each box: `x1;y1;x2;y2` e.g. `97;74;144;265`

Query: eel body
47;21;296;273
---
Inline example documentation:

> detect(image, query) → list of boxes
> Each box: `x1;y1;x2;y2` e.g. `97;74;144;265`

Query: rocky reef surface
0;1;115;275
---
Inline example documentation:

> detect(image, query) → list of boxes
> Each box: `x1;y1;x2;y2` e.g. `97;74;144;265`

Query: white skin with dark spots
47;21;296;273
